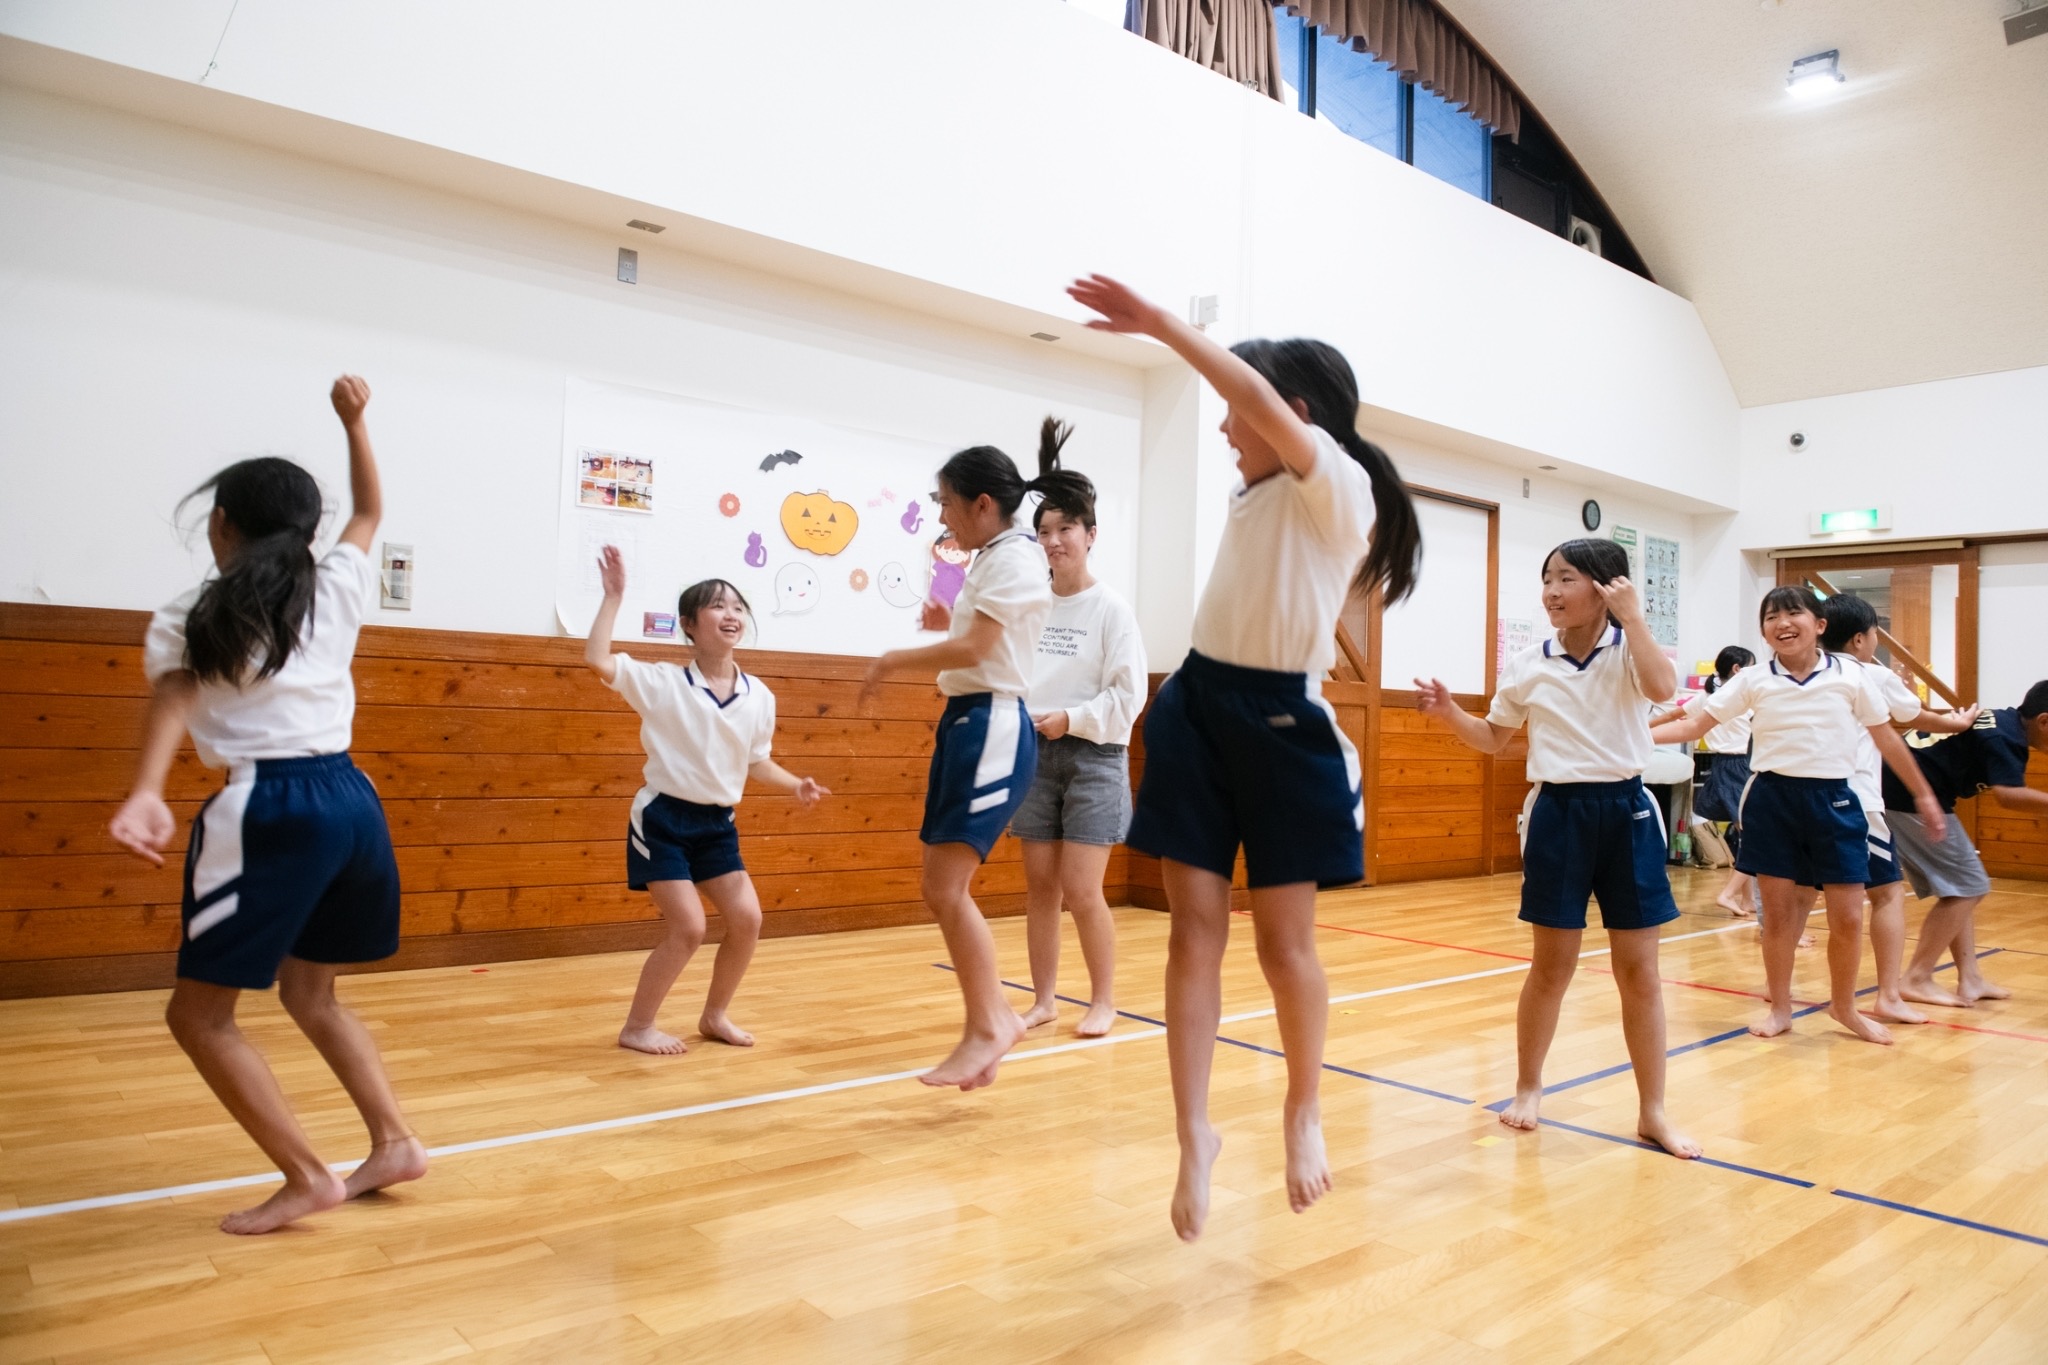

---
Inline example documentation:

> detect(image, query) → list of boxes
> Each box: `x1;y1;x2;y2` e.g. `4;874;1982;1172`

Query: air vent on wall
626;218;666;233
1566;216;1603;257
2009;2;2048;44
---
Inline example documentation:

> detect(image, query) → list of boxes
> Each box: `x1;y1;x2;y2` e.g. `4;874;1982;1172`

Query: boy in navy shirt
1885;680;2048;1007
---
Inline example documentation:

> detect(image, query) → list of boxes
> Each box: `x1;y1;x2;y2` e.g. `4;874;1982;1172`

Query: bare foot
1749;1006;1794;1038
1017;1001;1058;1030
1170;1122;1222;1242
1499;1087;1542;1131
1959;977;2012;1004
1899;974;1967;1009
219;1171;346;1235
1637;1108;1702;1160
343;1136;428;1199
1798;932;1816;949
619;1024;687;1055
1716;895;1754;918
1871;995;1930;1026
919;1013;1026;1090
1283;1103;1333;1214
1075;1001;1117;1038
1827;1002;1894;1045
697;1012;755;1047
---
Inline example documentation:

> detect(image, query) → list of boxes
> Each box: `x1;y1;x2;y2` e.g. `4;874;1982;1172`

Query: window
1312;30;1404;159
1275;8;1309;111
1411;83;1491;201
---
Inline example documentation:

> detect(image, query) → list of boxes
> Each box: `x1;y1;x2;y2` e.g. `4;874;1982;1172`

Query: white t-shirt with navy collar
1190;425;1376;677
608;655;775;806
937;527;1052;699
1703;651;1888;780
143;542;376;768
1487;624;1655;784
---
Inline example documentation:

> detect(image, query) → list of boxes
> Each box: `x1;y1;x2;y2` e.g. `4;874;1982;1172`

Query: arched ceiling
1441;0;2048;406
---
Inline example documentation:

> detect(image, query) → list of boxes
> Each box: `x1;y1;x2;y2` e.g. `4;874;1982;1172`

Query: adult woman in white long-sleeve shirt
1011;421;1148;1037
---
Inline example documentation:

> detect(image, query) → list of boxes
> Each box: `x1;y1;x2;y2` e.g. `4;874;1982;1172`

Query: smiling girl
1651;588;1946;1044
585;553;830;1055
1417;539;1699;1158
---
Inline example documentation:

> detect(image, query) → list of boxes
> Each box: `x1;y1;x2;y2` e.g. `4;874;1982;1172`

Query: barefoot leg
1502;926;1580;1129
695;871;762;1045
1163;859;1230;1242
620;880;705;1054
1017;840;1064;1030
165;980;347;1234
1752;876;1805;1036
1060;841;1119;1037
920;842;1027;1088
1251;883;1334;1215
1716;869;1755;917
1865;882;1926;1024
1606;928;1700;1158
1948;898;2008;1001
1820;883;1891;1044
276;960;428;1199
1902;890;1974;1007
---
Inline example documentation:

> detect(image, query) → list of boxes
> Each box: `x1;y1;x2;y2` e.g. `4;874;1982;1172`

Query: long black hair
178;457;324;686
1230;338;1422;604
938;414;1091;525
1705;645;1755;693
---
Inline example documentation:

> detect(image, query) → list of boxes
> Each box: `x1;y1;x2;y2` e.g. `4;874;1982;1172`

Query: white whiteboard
1380;497;1490;694
557;378;972;655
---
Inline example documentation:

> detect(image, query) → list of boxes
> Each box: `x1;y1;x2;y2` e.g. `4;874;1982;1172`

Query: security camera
1788;431;1807;451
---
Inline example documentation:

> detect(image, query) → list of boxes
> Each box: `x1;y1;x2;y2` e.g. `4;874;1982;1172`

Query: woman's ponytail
1028;415;1097;531
180;457;325;685
1229;338;1423;605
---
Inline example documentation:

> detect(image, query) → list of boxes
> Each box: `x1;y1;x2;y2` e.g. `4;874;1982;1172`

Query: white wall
0;86;1141;638
1983;542;2048;708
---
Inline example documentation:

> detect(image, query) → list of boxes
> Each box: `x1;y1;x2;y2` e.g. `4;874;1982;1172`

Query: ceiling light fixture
1786;49;1844;99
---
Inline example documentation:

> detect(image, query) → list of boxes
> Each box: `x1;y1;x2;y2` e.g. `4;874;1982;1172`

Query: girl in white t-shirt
1417;538;1699;1159
1068;274;1423;1243
1010;420;1148;1039
109;376;427;1235
859;436;1062;1092
584;552;829;1055
1652;588;1946;1045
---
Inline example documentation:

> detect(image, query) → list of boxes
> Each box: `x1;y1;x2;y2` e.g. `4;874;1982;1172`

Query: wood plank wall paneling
0;604;1127;998
1977;749;2048;878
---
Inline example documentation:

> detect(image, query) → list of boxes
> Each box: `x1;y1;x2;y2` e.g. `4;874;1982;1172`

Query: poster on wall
1642;534;1680;648
555;378;976;655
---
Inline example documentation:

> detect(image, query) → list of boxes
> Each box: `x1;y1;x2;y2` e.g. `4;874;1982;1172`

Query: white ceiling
1441;0;2048;407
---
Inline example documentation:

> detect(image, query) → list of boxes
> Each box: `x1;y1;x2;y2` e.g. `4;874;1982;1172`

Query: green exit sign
1809;505;1892;535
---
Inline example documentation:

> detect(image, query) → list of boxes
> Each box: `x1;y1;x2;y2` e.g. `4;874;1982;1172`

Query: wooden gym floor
3;868;2047;1363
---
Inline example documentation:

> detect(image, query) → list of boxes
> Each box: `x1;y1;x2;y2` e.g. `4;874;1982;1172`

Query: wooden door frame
1774;546;1979;707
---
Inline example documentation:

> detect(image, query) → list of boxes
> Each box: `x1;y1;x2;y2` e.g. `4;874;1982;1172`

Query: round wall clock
1581;499;1602;532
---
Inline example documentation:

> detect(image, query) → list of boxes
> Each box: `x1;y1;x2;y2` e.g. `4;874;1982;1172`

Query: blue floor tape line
1831;1190;2048;1249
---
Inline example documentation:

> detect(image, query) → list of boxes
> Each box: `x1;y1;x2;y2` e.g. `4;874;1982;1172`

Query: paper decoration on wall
718;492;740;517
877;562;920;608
772;562;820;615
929;532;968;608
1496;617;1535;672
759;449;804;473
643;611;676;639
743;532;767;568
1642;534;1681;647
849;568;870;592
900;500;925;534
577;449;655;513
780;491;859;555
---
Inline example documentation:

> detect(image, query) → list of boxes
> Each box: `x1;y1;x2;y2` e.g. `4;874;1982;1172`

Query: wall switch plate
1188;294;1219;328
617;247;638;283
381;542;414;610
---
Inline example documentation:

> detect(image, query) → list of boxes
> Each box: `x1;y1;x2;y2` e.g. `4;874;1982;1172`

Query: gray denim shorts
1009;736;1132;846
1887;809;1993;899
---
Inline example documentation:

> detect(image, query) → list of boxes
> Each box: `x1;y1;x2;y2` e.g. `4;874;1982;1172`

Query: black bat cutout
759;449;804;472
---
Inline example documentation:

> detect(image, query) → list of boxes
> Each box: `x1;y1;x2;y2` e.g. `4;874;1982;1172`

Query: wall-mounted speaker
1565;216;1603;257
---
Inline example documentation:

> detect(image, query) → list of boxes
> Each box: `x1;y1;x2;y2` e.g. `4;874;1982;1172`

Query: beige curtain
1275;0;1521;138
1128;0;1285;100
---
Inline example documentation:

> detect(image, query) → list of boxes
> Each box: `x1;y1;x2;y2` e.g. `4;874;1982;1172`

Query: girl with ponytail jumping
108;377;426;1234
1067;274;1423;1242
859;421;1069;1090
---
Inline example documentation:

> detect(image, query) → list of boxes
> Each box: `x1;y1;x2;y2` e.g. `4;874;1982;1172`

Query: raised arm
1595;577;1678;703
331;375;382;553
1067;274;1319;479
107;672;198;866
583;545;625;684
1910;703;1978;735
1413;678;1518;755
1870;723;1946;839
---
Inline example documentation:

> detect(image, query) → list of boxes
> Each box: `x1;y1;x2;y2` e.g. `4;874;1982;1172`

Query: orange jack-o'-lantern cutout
779;490;859;556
